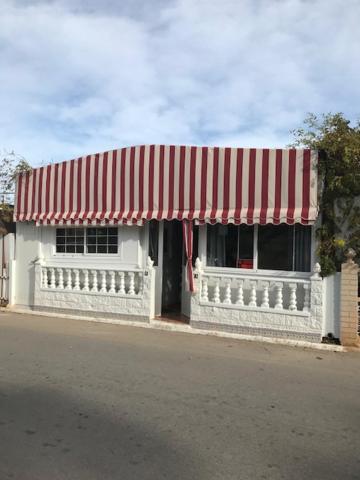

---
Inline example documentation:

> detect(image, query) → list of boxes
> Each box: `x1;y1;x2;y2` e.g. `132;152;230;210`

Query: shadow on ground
0;384;202;480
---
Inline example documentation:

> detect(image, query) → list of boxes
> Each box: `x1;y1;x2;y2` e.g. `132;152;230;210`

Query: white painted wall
14;223;146;310
323;273;341;338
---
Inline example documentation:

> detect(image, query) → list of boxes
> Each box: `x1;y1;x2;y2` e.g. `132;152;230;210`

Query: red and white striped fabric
14;145;318;225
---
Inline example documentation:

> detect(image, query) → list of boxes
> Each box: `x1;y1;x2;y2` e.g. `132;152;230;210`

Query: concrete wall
323;273;341;339
14;222;40;308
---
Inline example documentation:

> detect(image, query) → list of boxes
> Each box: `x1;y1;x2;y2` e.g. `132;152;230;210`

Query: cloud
0;0;359;165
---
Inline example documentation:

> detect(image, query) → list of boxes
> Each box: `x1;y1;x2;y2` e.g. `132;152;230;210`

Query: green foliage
290;113;360;276
0;151;31;222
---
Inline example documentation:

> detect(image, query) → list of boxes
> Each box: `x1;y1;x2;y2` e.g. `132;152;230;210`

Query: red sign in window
237;259;253;269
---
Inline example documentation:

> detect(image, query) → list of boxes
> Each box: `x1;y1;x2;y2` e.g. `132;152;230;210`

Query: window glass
85;227;118;254
56;228;84;254
258;224;311;272
55;227;118;254
207;224;254;268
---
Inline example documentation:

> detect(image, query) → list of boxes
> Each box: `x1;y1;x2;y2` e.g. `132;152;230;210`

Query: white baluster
249;280;257;307
109;271;116;293
274;282;283;309
201;277;209;302
42;267;48;288
212;277;220;303
303;283;310;313
118;271;125;294
261;281;270;308
49;268;56;289
100;270;107;293
73;269;80;291
223;278;232;304
236;279;244;305
128;272;135;295
83;269;89;291
65;268;72;290
91;270;98;292
57;268;64;289
289;283;297;311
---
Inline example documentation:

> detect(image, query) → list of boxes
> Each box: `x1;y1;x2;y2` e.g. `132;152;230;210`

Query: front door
161;221;183;315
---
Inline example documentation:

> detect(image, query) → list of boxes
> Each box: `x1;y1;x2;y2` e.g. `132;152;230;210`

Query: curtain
182;220;195;293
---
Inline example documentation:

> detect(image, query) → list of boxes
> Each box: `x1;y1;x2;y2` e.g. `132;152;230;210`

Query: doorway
161;221;183;315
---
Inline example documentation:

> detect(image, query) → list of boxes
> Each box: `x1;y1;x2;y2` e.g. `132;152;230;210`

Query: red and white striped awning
14;145;318;225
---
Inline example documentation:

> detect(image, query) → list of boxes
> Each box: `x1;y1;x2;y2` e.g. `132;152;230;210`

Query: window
56;228;84;254
258;225;311;272
55;227;118;254
206;224;311;272
86;227;118;254
207;224;254;268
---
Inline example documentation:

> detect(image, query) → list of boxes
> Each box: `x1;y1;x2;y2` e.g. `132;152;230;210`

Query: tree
290;113;360;276
0;150;31;223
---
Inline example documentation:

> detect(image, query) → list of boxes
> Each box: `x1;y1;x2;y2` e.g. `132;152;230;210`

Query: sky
0;0;359;166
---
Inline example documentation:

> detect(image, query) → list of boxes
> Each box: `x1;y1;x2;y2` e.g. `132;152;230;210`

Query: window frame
205;223;314;277
54;226;120;257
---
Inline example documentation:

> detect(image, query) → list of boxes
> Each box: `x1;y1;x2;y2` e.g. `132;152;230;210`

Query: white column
223;278;232;304
100;270;107;293
212;277;220;303
91;270;98;292
236;279;244;305
274;282;283;309
118;271;125;294
73;269;80;291
65;268;72;290
42;267;48;289
128;272;135;295
201;277;209;302
109;271;116;293
57;268;64;289
50;268;56;289
83;269;89;291
249;280;257;307
261;281;270;308
303;283;310;313
288;283;297;311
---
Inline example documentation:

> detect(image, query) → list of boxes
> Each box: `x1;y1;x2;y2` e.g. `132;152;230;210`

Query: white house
12;145;339;343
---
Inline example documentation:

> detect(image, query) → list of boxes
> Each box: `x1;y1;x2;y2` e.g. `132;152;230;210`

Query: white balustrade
73;269;80;291
109;271;116;294
118;271;125;294
42;267;48;289
288;283;297;311
39;266;143;297
212;278;221;303
50;268;56;289
249;280;257;307
274;282;284;310
223;279;232;304
83;269;89;291
57;268;64;289
261;281;270;308
236;279;244;306
201;277;209;302
199;272;311;314
303;283;310;313
65;268;72;290
100;270;107;293
91;270;98;292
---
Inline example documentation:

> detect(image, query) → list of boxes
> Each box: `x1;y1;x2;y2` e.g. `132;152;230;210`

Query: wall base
190;319;322;343
28;305;150;323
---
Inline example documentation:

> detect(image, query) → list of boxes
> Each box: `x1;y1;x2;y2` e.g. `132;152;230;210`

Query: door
161;221;183;315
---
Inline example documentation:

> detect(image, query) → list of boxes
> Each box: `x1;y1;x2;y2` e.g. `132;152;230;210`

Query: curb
1;306;348;353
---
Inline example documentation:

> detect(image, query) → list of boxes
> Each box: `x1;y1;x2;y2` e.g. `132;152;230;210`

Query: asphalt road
0;312;359;480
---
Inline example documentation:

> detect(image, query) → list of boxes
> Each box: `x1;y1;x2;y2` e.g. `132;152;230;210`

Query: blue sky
1;0;359;166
